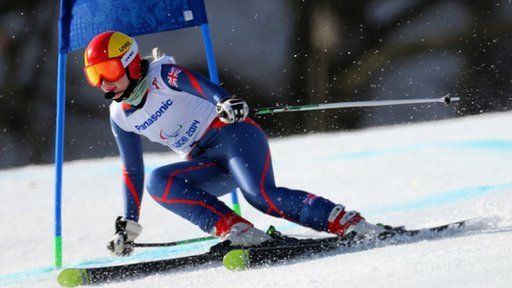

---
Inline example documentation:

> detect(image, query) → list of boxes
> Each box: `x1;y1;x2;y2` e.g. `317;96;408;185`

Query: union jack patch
303;193;317;205
167;66;182;88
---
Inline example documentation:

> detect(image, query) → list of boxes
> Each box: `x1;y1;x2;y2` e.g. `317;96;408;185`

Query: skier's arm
110;118;144;222
161;63;249;123
161;64;231;104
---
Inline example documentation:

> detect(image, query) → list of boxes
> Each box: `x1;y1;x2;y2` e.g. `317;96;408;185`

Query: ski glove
107;216;142;256
216;97;249;124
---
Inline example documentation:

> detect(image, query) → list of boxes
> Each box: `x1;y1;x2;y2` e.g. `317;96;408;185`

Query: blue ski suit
111;56;337;234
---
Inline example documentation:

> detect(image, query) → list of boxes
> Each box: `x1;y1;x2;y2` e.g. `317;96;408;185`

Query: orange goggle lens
83;59;125;87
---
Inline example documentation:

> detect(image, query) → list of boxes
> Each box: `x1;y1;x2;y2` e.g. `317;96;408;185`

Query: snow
1;111;512;287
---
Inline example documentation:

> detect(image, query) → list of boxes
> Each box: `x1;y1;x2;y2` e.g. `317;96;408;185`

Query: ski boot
327;205;386;238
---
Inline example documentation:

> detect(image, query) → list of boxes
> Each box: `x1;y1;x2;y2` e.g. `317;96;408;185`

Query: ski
57;219;469;286
223;219;469;270
57;241;232;287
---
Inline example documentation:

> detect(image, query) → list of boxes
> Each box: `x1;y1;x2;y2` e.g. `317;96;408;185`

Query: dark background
1;0;511;169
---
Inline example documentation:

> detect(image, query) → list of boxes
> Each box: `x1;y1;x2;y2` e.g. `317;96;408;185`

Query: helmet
83;31;142;87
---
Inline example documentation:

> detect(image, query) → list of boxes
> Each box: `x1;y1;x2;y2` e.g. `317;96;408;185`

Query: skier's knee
146;167;170;198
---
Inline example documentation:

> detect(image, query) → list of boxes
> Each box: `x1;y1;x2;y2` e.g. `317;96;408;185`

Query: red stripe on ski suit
182;69;207;99
259;150;293;221
152;162;226;217
122;166;141;213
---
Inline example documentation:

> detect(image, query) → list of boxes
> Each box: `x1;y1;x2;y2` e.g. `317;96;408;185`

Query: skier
83;31;385;256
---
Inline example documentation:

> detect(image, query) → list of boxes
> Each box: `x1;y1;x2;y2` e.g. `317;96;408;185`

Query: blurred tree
0;0;113;168
286;0;512;132
0;0;58;166
457;0;512;114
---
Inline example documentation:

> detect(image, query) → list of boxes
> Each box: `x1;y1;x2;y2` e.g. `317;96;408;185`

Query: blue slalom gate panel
59;0;208;53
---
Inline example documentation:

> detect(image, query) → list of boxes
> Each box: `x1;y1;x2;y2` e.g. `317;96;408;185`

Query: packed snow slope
1;112;512;287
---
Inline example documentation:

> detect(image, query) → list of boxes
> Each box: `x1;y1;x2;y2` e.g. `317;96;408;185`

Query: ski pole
133;235;217;248
253;94;459;115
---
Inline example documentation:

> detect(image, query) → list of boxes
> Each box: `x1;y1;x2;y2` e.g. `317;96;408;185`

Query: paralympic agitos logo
134;99;173;131
160;125;182;140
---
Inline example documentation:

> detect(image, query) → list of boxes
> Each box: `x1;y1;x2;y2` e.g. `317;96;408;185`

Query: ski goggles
83;59;125;87
83;41;139;87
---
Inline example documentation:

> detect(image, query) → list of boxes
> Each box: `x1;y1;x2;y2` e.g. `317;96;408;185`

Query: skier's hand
107;216;142;256
216;97;249;124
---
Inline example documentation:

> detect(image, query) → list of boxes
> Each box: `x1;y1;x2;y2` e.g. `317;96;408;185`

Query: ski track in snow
1;112;512;287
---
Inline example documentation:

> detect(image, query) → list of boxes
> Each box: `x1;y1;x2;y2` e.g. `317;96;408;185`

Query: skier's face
100;74;130;100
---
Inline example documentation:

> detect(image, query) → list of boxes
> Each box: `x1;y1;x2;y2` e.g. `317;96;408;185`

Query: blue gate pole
200;23;241;215
200;23;220;83
54;52;67;269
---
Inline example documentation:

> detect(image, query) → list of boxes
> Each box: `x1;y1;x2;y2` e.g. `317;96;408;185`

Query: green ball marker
223;249;250;270
57;268;86;287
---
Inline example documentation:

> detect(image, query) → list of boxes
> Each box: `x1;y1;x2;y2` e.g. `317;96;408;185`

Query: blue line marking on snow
449;139;512;150
365;182;512;215
313;139;512;162
0;266;55;286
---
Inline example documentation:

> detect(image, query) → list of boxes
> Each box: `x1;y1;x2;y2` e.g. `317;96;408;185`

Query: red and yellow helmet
83;31;142;87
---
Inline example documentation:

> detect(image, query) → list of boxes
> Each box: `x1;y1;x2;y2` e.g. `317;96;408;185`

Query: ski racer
82;31;385;256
